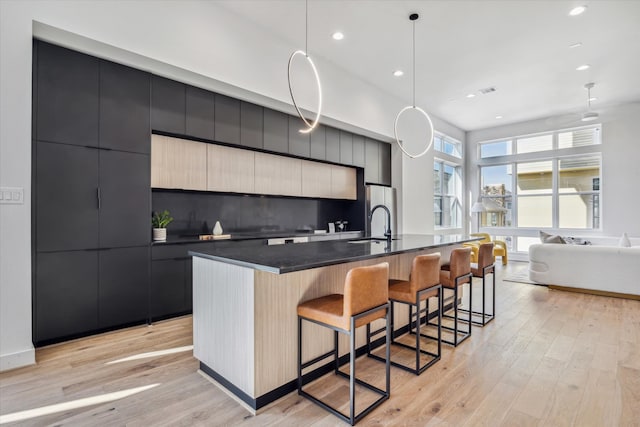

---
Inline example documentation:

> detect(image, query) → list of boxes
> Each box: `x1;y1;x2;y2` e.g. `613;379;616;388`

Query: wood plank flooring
1;262;639;426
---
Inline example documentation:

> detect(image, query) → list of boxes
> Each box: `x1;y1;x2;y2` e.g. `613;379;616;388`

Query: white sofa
528;239;640;297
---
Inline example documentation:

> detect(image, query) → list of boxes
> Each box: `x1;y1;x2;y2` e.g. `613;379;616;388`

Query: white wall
0;0;462;370
466;102;640;240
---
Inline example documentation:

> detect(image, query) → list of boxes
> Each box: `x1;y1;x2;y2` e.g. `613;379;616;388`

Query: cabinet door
301;160;332;198
186;85;215;140
99;247;149;328
151;135;207;190
254;152;302;196
240;101;263;149
151;75;186;134
35;251;98;344
379;142;392;186
99;150;151;248
288;116;310;157
331;165;357;200
207;144;255;193
365;138;380;183
100;60;150;153
36;141;99;252
151;258;189;319
36;41;99;147
340;131;353;165
352;135;365;167
325;127;340;163
309;124;326;160
214;94;241;144
263;109;288;153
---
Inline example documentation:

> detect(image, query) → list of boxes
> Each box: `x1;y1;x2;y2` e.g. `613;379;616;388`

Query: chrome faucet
369;204;392;242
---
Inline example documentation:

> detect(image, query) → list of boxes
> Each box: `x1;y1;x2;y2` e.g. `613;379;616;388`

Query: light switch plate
0;187;24;204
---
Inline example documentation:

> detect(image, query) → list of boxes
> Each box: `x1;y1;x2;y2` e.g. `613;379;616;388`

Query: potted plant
152;210;173;241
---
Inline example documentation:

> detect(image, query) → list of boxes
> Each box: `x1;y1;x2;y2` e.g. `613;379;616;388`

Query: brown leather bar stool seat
460;242;496;326
428;247;473;346
366;253;442;375
297;262;391;426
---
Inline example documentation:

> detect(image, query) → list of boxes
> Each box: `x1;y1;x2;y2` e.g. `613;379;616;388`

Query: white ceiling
219;0;640;131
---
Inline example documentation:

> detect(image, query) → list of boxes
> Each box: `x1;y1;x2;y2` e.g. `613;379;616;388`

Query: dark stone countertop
152;230;362;245
189;234;481;274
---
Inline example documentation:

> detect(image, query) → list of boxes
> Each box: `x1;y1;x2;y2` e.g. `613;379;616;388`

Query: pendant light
287;0;322;134
393;13;434;159
581;82;599;122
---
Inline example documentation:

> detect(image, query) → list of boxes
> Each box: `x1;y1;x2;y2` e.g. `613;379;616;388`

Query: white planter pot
153;228;167;241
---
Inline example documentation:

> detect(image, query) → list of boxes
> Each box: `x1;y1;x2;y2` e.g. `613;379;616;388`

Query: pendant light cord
412;19;416;108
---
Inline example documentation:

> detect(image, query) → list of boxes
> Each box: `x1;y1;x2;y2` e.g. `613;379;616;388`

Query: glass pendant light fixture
394;13;434;159
287;0;322;134
581;82;599;122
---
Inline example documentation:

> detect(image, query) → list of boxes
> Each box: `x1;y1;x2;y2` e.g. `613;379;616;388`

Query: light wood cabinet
301;160;332;198
151;134;207;190
331;165;357;200
207;144;254;193
254;152;302;196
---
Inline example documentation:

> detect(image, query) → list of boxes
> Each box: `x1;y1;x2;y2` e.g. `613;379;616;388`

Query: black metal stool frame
366;284;442;375
459;264;495;326
298;302;391;426
426;272;473;346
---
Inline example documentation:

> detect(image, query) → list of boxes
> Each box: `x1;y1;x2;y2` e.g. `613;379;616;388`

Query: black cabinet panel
151;75;185;134
36;41;99;147
100;61;150;153
365;138;380;183
309;124;326;160
263;109;288;153
35;251;98;344
151;259;189;319
214;94;241;144
352;135;365;167
36;142;99;252
325;127;340;163
99;151;150;248
288;116;310;157
379;142;391;186
186;85;215;140
240;101;263;149
339;131;353;165
99;247;149;328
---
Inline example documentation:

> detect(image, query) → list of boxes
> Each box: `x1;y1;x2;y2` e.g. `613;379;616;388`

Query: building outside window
434;133;463;229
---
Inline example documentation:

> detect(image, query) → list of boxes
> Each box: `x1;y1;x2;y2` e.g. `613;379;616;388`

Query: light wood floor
1;262;639;426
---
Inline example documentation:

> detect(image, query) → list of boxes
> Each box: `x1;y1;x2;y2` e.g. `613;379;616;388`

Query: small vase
213;221;223;236
153;228;167;241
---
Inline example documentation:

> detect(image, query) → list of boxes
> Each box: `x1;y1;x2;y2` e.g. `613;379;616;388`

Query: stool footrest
301;350;335;370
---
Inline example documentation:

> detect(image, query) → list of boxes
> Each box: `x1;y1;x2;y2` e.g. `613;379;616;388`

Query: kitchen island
189;234;479;411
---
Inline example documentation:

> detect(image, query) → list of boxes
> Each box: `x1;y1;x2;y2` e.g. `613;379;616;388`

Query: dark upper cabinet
309;124;326;161
99;247;150;328
288;116;310;157
186;85;215;141
99;150;150;248
340;131;353;165
352;135;365;167
263;109;289;153
379;142;392;186
36;141;99;252
214;94;241;144
99;61;150;153
326;127;340;163
36;41;99;147
35;251;98;344
240;101;263;149
365;138;380;183
151;75;186;134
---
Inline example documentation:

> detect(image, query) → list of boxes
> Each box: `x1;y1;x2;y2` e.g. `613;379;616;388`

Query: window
434;161;462;228
434;135;462;158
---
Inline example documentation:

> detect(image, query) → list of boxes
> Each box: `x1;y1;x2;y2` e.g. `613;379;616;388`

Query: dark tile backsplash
152;190;365;236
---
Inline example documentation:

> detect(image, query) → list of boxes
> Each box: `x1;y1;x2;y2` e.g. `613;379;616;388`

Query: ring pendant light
287;0;322;134
394;13;434;159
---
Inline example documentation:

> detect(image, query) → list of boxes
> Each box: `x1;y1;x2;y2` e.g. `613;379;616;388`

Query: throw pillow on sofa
539;231;566;244
619;232;631;247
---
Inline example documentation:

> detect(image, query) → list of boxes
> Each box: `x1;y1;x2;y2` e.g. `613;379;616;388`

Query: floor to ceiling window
477;125;601;253
434;133;463;230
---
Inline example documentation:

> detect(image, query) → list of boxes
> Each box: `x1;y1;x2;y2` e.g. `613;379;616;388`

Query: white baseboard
0;347;35;372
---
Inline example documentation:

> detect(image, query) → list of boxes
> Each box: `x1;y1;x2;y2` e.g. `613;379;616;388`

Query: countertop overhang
189;234;481;274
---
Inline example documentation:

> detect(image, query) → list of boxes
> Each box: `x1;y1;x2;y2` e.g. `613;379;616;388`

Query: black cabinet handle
97;187;101;209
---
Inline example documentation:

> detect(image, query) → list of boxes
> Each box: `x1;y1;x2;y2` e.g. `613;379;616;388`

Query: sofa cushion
620;232;631;247
539;231;565;244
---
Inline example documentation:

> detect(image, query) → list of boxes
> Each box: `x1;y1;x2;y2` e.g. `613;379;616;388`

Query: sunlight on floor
105;345;193;365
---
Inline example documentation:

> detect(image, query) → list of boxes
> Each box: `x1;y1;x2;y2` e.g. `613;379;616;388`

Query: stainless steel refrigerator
365;184;397;237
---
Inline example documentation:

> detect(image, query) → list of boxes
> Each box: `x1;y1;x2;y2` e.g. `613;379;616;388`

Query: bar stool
297;263;391;425
430;247;473;346
366;253;442;375
460;242;495;326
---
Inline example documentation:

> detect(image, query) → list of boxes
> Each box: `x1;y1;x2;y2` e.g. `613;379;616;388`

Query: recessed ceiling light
569;42;583;49
393;70;404;77
576;64;590;71
495;115;503;119
466;93;476;98
569;5;587;16
332;32;344;41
